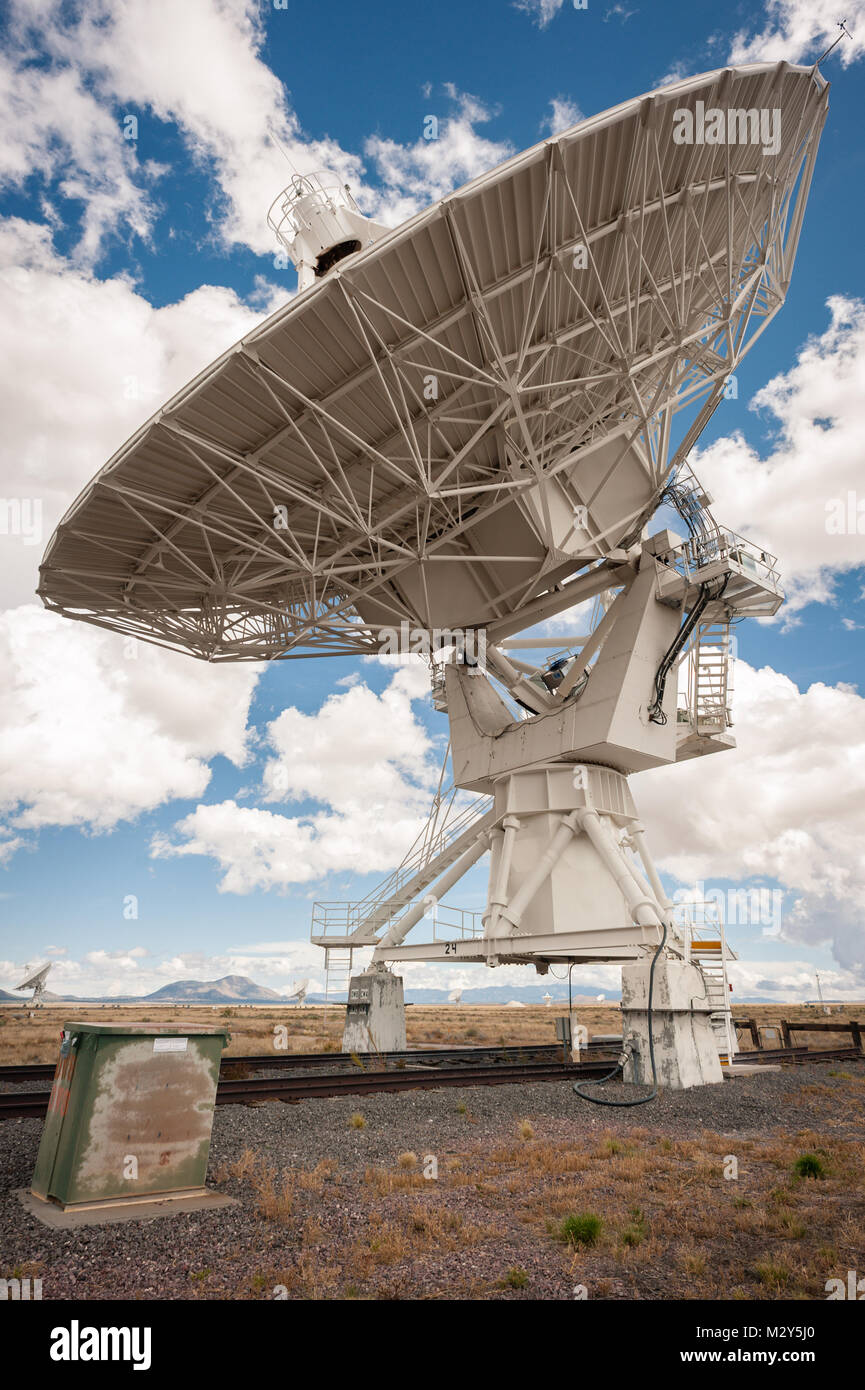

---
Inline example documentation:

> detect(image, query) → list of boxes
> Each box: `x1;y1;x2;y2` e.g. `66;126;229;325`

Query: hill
143;975;287;1003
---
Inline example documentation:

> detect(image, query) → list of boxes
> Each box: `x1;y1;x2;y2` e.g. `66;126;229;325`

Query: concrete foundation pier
620;955;723;1090
342;969;406;1053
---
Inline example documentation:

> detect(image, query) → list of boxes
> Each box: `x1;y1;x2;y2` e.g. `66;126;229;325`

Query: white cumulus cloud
0;217;284;609
0;605;259;835
729;3;865;67
692;296;865;615
364;87;514;227
543;97;584;136
153;662;443;892
638;660;865;978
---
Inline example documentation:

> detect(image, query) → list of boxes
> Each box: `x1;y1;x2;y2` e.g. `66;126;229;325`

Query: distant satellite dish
542;992;553;1007
596;994;605;1002
447;987;463;1004
287;978;310;1005
505;1000;526;1008
15;962;52;1008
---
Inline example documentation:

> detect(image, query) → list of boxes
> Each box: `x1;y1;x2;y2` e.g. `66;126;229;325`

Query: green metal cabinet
31;1022;229;1210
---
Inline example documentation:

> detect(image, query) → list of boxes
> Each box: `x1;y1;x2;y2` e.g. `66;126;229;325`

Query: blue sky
0;0;863;1003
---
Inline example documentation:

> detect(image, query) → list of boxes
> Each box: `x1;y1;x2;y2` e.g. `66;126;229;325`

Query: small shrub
501;1267;528;1289
558;1213;603;1248
518;1120;535;1140
349;1112;366;1130
780;1214;806;1238
793;1152;825;1180
600;1136;631;1157
397;1151;418;1169
754;1258;791;1290
621;1207;647;1248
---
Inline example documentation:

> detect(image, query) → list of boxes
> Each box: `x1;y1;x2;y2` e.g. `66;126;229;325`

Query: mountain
143;975;287;1003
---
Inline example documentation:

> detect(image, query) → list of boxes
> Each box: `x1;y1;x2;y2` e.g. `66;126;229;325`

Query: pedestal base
19;1186;237;1228
342;970;406;1053
621;956;723;1090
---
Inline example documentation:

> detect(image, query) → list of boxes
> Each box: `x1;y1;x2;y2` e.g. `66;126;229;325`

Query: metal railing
656;527;780;591
348;790;492;914
266;172;361;250
311;900;484;939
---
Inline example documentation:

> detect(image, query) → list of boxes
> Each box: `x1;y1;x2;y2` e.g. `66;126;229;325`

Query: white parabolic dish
39;63;828;662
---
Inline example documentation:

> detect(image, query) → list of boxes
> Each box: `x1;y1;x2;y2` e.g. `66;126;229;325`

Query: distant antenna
447;987;463;1004
287;977;310;1005
814;20;853;67
543;992;553;1007
15;962;52;1008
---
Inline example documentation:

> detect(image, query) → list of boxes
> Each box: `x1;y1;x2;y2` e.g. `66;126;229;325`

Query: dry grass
203;1068;865;1299
4;1000;862;1067
10;1001;859;1301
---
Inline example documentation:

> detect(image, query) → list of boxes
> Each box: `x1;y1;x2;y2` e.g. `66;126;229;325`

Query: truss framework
40;65;827;667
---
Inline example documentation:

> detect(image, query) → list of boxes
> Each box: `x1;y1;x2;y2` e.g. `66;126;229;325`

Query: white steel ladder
682;909;737;1063
323;947;354;1009
692;621;733;732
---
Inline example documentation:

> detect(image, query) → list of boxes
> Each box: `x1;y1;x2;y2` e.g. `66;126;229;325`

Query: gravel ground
1;1062;862;1300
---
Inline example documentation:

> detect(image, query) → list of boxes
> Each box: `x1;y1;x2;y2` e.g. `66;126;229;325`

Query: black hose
647;588;711;724
572;923;667;1107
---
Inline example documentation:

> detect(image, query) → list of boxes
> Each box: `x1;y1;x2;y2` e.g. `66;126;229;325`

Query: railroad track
2;1044;859;1120
0;1041;610;1086
0;1056;615;1120
732;1045;863;1066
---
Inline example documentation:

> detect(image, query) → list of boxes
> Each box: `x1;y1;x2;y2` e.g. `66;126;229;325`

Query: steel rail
3;1048;862;1121
731;1045;863;1066
0;1041;609;1086
0;1057;615;1120
3;1042;860;1117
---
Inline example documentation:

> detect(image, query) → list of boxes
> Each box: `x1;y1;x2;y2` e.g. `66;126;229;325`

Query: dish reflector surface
39;63;827;660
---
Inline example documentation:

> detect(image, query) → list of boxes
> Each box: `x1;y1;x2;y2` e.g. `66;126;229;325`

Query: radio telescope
39;63;828;1087
16;963;52;1008
447;987;463;1005
286;978;310;1005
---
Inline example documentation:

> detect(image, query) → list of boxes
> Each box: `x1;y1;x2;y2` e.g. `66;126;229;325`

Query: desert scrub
620;1207;648;1248
753;1257;792;1291
558;1213;603;1248
793;1152;825;1180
